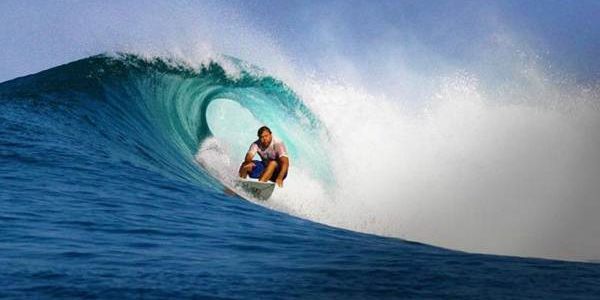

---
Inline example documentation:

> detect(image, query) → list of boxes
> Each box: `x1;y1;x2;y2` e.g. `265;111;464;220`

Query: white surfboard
233;179;275;201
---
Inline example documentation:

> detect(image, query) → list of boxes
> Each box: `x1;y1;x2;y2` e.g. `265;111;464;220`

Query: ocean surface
1;54;599;299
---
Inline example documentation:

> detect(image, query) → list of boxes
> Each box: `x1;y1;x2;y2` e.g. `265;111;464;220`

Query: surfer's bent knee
266;160;278;168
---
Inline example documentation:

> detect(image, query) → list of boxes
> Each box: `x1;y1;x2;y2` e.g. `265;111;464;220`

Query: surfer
238;126;289;187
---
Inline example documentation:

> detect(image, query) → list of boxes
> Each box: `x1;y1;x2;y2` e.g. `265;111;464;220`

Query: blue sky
233;0;599;80
1;0;598;84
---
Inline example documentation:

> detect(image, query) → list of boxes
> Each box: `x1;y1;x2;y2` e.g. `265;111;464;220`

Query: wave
2;52;600;262
0;53;331;191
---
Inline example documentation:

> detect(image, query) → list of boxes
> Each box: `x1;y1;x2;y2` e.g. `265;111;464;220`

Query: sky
1;0;598;85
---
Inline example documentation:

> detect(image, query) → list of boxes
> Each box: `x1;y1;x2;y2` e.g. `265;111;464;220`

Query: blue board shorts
249;160;287;182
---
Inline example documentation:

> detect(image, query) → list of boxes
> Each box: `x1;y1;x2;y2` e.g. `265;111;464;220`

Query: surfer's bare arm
239;152;256;178
276;156;289;187
243;152;255;166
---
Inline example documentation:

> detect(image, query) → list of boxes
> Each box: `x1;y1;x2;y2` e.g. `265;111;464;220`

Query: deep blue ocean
1;54;599;299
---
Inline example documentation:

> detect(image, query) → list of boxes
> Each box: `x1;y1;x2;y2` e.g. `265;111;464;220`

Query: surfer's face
259;131;272;147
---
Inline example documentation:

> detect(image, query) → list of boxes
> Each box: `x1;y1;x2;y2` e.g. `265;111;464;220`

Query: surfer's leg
239;162;254;178
269;164;287;182
238;163;248;178
259;160;278;182
247;160;265;179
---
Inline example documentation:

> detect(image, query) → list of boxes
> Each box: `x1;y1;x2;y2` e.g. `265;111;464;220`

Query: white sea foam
272;69;600;261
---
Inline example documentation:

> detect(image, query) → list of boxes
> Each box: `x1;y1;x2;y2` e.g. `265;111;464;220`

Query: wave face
0;53;329;185
1;54;600;298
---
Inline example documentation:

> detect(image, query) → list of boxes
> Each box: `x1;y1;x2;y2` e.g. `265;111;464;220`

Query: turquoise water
1;54;599;299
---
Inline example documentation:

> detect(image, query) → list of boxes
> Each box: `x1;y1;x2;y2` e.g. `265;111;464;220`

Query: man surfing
239;126;289;187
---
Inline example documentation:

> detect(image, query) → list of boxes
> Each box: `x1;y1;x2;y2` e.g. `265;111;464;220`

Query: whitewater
1;1;600;298
198;54;600;261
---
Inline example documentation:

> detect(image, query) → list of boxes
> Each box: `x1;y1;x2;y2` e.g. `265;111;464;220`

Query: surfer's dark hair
257;126;271;137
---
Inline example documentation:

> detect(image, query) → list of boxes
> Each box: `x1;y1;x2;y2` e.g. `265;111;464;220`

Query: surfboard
194;138;275;201
233;179;275;201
